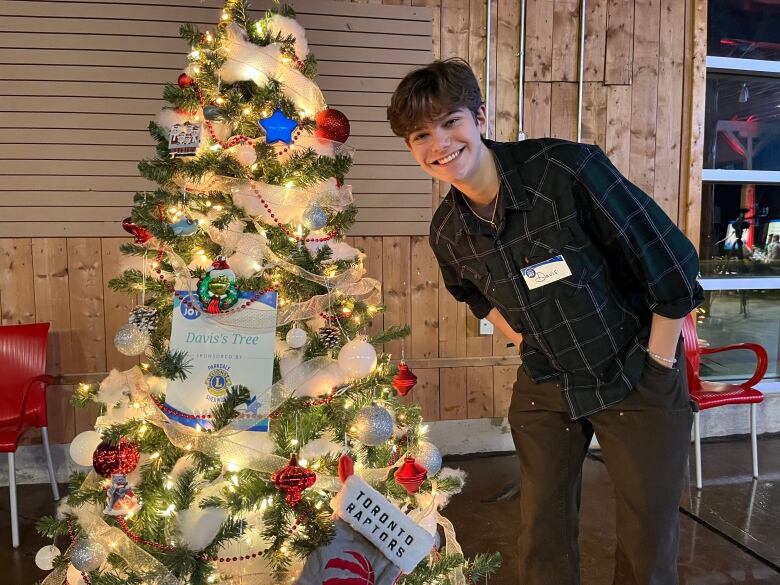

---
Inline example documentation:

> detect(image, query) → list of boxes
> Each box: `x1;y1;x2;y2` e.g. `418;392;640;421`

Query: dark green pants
508;353;693;585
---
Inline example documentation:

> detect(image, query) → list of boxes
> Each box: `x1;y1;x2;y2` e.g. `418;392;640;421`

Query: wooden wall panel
0;0;705;440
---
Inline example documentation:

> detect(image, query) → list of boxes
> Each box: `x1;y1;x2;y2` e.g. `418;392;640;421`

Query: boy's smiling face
405;105;487;185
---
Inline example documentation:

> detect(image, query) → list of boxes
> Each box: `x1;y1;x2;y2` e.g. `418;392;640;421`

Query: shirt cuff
466;295;493;320
649;285;705;319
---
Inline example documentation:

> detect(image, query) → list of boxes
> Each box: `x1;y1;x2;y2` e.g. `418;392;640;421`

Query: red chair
0;323;60;547
682;314;767;490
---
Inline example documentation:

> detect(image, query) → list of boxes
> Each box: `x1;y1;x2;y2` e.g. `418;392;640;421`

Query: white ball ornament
351;402;394;446
285;325;308;349
35;545;61;570
113;324;149;356
69;430;103;467
337;338;377;378
232;143;257;167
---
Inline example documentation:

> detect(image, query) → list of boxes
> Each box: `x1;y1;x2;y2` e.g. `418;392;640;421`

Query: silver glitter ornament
301;202;328;231
412;440;442;476
113;324;150;356
70;538;107;572
351;402;394;446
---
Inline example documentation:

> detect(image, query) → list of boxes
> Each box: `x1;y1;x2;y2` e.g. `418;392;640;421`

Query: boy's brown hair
387;58;483;139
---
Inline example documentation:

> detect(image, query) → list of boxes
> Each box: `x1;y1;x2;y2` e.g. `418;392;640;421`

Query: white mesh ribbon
220;23;326;115
408;486;466;585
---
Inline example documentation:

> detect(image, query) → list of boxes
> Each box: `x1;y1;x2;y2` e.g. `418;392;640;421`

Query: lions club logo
205;366;232;398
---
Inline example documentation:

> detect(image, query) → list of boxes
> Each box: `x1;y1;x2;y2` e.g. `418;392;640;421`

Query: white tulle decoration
69;431;102;467
176;506;228;552
299;435;342;462
96;369;130;406
281;357;347;398
304;239;362;263
337;338;377;378
219;23;325;114
231;143;257;166
267;14;309;61
155;108;193;134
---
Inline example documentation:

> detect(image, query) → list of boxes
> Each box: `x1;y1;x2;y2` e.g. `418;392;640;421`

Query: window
699;0;780;387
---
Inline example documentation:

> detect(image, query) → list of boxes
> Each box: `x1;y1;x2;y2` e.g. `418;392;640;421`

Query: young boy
387;58;703;585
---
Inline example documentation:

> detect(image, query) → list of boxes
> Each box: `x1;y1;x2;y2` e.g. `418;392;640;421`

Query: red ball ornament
92;439;140;478
315;108;350;144
122;217;152;244
177;72;195;88
394;455;427;494
271;454;317;507
392;361;418;397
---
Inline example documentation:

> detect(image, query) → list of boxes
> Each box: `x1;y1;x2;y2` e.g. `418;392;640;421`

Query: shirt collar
453;138;533;238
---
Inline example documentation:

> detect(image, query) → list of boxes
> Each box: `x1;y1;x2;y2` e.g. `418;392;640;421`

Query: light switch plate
479;318;494;335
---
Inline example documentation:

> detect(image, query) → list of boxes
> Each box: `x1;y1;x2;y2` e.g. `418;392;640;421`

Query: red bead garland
249;182;339;243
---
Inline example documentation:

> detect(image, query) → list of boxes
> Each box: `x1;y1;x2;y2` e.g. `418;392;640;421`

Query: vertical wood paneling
410;236;439;359
468;0;488;99
0;239;36;325
682;0;707;246
410;367;440;421
46;385;77;444
440;367;467;419
32;239;72;375
466;365;493;418
101;238;141;371
552;0;580;82
550;82;579;141
382;236;411;358
605;0;634;85
526;0;555;82
606;85;633;176
654;0;686;219
582;82;608;149
628;0;661;195
584;0;608;82
67;238;107;374
441;0;470;60
524;82;552;139
493;365;516;418
496;0;521;141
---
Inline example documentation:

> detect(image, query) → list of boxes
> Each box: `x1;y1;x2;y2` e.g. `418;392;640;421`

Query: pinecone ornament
318;325;340;349
128;305;158;334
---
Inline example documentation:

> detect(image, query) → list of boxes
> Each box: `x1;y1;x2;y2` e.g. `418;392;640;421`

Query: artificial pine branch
210;385;251;430
148;347;193;381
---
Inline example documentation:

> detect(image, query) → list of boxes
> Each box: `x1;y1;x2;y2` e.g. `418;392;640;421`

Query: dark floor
3;438;780;584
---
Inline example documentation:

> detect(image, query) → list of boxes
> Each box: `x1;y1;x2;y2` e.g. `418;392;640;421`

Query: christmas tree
34;3;500;584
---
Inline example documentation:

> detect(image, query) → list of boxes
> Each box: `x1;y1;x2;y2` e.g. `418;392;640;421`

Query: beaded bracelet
647;350;677;366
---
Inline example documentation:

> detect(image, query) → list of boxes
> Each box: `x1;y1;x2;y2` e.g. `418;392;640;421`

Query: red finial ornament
122;217;152;244
392;361;418;397
393;456;427;494
271;454;317;507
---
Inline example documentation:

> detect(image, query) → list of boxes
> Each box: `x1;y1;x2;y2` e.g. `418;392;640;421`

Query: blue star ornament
258;108;298;145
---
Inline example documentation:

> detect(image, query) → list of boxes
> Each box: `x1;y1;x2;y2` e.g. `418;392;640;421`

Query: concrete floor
3;438;779;585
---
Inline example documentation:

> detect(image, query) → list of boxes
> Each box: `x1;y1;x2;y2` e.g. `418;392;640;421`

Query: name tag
521;255;572;290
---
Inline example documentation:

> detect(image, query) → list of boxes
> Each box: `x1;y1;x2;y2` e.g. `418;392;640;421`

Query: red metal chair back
0;323;49;426
682;313;702;392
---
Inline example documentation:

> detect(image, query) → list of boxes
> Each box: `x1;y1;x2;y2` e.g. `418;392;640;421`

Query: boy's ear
475;103;487;134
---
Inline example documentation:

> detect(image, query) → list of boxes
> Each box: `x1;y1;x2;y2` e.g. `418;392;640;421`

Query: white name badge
521;255;572;290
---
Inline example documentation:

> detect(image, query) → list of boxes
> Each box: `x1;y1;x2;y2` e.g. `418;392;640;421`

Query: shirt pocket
458;262;493;296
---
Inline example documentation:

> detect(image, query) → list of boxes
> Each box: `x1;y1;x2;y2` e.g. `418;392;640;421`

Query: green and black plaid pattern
429;138;703;419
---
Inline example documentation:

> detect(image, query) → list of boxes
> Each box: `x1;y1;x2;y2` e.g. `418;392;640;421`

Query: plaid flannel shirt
429;138;703;419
